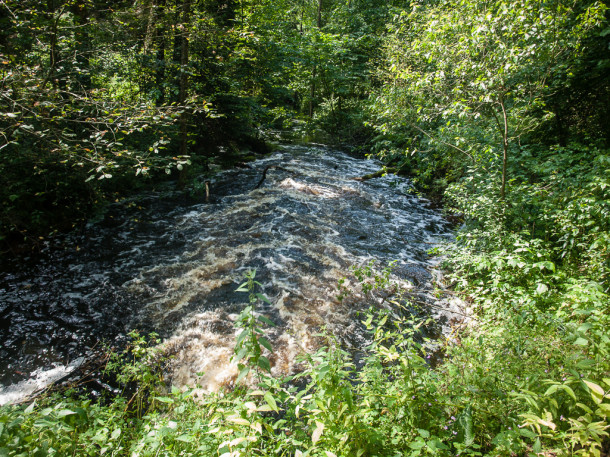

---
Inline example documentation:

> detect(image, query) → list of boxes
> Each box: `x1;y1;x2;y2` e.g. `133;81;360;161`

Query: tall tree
372;0;608;199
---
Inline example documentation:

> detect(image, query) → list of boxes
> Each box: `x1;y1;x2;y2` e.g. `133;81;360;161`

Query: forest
1;0;609;455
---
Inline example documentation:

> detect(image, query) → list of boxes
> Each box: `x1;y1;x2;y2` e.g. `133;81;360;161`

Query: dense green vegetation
1;0;610;455
0;0;393;249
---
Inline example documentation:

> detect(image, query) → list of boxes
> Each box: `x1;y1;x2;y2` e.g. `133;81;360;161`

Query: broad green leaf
255;293;271;305
559;385;577;401
236;329;248;345
574;337;589;346
577;323;593;333
258;356;271;372
229;436;249;447
176;434;194;443
235;282;249;292
264;391;278;412
256;404;274;412
258;315;275;327
544;384;559;396
234;346;249;362
457;406;474;446
226;416;250;426
24;401;36;414
259;336;273;352
584;380;605;404
533;438;542;453
418;428;430;438
236;366;250;384
244;401;257;411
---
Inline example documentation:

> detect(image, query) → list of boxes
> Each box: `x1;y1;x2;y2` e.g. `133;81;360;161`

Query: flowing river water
0;145;463;404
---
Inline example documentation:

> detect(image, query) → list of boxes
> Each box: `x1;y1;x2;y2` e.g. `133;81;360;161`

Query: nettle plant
233;269;276;384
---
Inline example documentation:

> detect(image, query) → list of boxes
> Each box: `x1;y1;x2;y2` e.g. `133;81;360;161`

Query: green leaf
418;428;430;438
574;337;589;346
235;282;249;292
577;323;593;333
226;416;250;426
236;329;248;345
236;366;250;384
258;315;275;327
544;384;559;396
255;293;271;305
24;401;36;414
234;346;249;362
264;391;278;413
317;363;330;379
176;434;194;442
596;404;610;416
534;261;555;272
576;402;594;414
558;385;577;401
457;406;474;446
255;404;274;412
258;356;271;372
409;438;425;450
259;336;273;352
519;428;536;439
532;438;542;453
584;380;605;404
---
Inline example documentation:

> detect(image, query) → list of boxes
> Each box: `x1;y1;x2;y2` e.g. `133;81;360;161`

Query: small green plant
338;260;398;301
233;269;276;383
104;330;165;418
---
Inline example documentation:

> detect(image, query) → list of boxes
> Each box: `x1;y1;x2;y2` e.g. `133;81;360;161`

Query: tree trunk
46;0;60;90
309;0;323;118
309;66;316;118
300;0;304;34
155;0;167;105
178;0;192;188
71;2;92;91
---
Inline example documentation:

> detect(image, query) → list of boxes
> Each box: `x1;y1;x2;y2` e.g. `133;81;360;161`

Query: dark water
0;145;455;402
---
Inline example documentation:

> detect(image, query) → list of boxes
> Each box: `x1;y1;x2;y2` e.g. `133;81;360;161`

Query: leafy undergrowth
1;146;609;456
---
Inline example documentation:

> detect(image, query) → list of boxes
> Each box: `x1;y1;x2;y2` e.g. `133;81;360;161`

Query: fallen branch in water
352;167;397;181
254;165;294;189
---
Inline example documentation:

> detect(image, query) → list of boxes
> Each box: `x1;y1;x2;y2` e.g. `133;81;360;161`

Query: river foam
0;145;460;401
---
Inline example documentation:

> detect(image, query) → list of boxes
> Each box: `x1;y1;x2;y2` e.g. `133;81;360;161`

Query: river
0;144;459;403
